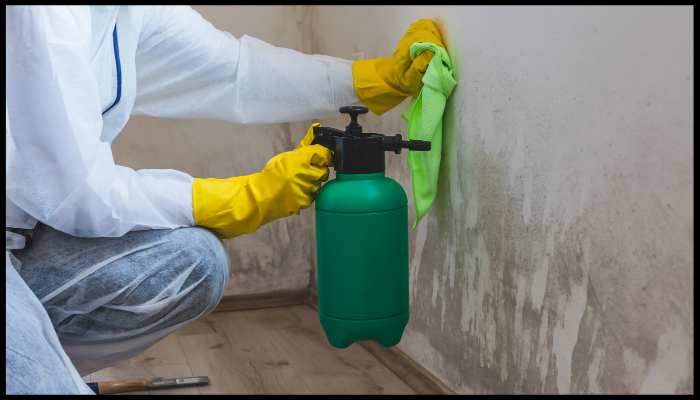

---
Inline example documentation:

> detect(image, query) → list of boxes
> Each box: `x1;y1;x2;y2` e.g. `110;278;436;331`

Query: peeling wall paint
309;5;693;394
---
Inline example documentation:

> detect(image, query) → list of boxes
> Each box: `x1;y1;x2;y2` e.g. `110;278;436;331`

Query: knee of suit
168;227;230;307
54;230;230;373
101;227;232;328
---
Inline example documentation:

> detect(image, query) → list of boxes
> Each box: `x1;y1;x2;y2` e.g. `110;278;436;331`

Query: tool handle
87;378;149;395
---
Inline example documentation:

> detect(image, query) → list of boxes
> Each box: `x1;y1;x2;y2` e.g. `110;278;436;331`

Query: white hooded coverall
6;5;359;394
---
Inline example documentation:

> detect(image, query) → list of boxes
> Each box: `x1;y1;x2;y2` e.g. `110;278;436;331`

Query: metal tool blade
147;376;210;389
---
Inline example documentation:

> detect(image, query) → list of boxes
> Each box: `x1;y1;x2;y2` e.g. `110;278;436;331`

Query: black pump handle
340;106;368;136
339;106;369;119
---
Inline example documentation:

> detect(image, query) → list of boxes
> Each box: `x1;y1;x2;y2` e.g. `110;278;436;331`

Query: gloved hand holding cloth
352;19;445;115
193;124;330;239
354;18;456;229
402;41;457;228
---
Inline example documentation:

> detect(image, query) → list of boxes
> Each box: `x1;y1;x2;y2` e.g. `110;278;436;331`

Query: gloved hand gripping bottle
312;106;431;349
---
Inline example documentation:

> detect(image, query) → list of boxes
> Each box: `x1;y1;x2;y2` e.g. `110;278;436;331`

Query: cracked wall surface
308;5;693;394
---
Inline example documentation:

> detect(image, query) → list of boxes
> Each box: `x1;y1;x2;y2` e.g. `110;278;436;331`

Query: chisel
86;376;210;394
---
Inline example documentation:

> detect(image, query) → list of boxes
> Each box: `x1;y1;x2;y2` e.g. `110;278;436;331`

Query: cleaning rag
402;42;457;229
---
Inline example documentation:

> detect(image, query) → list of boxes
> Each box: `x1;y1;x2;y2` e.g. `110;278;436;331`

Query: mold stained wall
307;6;693;394
112;6;317;296
112;6;693;393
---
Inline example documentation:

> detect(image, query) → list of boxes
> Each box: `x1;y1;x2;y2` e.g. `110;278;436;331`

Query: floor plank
265;324;415;394
287;304;322;327
328;339;417;395
175;309;248;336
84;304;420;394
178;332;310;394
228;329;312;394
240;305;321;332
176;305;320;337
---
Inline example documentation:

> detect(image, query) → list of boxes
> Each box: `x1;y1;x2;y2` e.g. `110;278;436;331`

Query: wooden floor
82;305;416;395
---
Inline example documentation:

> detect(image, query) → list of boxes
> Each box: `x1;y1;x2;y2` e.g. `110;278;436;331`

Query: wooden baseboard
213;289;312;313
307;292;454;395
214;288;454;394
357;341;455;395
309;288;319;311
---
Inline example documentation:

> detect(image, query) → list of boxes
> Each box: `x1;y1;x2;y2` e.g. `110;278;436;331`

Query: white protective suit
5;5;360;394
6;5;359;237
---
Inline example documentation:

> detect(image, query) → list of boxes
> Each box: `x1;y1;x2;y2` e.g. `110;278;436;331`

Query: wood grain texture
307;295;454;395
178;332;311;394
265;324;415;394
179;304;412;394
85;291;452;395
176;305;320;337
212;289;311;313
242;304;321;332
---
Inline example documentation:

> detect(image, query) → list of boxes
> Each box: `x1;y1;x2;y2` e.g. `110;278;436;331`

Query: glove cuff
193;176;257;239
352;58;412;116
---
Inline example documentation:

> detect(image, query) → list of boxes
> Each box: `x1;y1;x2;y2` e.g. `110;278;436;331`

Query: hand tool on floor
311;106;431;349
86;376;210;394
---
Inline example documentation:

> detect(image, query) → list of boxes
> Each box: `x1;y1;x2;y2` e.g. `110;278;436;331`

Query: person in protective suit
5;6;444;394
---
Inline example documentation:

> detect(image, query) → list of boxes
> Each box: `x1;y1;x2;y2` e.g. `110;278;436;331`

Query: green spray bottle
311;106;431;349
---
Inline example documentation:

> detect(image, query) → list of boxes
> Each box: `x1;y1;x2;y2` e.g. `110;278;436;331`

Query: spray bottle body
315;172;409;349
311;106;430;349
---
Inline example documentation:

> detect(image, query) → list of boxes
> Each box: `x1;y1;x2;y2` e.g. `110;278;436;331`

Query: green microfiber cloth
402;42;457;229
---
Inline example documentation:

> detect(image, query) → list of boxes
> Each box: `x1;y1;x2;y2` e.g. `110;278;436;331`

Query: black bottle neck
329;135;385;174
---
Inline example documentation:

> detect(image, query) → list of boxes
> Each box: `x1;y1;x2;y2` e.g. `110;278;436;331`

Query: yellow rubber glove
193;123;330;239
353;19;445;116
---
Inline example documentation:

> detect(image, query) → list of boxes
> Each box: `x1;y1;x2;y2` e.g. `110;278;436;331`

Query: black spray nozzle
340;106;369;136
381;134;431;154
310;107;432;174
